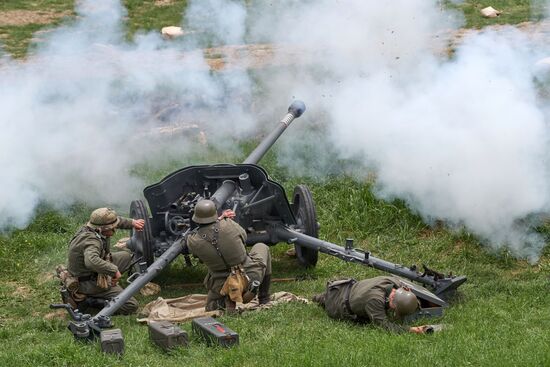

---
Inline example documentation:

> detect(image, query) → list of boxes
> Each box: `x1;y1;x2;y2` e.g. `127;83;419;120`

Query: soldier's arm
83;241;119;276
226;219;247;243
231;221;246;243
186;235;198;256
116;217;135;230
365;298;409;333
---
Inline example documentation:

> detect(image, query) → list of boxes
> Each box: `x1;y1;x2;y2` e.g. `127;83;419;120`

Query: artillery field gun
53;101;466;342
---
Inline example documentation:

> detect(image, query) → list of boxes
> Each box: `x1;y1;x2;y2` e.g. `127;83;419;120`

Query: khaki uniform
187;218;272;310
318;276;409;333
67;217;138;314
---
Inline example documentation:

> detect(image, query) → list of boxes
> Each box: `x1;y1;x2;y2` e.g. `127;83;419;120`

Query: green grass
1;1;550;366
0;0;188;58
0;0;74;58
1;157;550;366
445;0;547;28
124;0;188;38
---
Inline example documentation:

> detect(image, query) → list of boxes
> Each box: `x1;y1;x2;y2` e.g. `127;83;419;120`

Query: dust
0;10;72;27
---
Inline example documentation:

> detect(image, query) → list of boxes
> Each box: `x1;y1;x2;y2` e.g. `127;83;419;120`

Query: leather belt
343;280;356;315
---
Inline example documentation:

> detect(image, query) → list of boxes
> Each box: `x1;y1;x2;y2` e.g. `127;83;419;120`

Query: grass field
1;1;550;366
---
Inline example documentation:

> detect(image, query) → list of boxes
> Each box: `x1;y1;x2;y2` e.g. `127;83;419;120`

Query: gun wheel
292;185;319;267
129;200;155;266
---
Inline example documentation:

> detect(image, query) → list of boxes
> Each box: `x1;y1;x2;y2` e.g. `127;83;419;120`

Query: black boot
258;275;271;305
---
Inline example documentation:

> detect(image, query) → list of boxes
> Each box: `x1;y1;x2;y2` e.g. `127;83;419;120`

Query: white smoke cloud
0;0;253;228
330;30;550;261
246;0;550;260
2;0;550;260
185;0;247;45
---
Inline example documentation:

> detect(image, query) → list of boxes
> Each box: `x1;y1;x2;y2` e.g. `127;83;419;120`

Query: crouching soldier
312;276;432;334
187;199;272;311
65;207;144;314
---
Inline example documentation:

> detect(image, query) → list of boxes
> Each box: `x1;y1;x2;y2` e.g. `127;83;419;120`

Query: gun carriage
53;100;466;340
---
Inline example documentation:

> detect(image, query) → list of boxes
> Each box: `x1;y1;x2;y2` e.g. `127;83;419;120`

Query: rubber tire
129;200;155;266
292;185;319;267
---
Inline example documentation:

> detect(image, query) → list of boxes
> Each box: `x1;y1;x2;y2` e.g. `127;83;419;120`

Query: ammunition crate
148;321;189;351
191;317;239;348
100;329;124;355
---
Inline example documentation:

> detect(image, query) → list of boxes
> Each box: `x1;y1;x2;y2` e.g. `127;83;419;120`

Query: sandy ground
154;0;177;6
0;10;72;27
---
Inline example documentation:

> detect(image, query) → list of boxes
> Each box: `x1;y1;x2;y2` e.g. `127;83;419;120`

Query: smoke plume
249;0;550;261
2;0;550;260
0;0;253;228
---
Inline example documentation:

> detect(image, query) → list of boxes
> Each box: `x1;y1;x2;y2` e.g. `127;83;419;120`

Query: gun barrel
243;100;306;165
90;102;306;321
210;101;306;208
92;235;187;321
274;225;466;296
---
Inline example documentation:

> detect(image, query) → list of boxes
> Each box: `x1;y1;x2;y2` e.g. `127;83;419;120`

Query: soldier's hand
409;326;427;334
133;219;145;231
218;209;236;220
112;270;122;286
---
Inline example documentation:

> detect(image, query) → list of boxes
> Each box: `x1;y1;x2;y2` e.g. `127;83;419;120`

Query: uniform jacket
67;217;133;278
187;218;248;272
348;276;409;333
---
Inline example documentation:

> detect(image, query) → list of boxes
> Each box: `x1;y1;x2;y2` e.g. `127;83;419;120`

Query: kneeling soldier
187;199;272;311
66;207;144;314
312;276;431;334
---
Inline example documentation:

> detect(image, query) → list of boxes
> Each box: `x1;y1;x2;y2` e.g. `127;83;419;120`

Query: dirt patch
0;315;12;326
453;240;466;253
0;10;72;27
44;310;66;321
38;272;56;284
203;43;305;71
154;0;177;6
14;286;32;299
419;228;435;239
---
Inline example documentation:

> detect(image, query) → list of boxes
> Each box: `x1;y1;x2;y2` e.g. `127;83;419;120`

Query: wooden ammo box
100;329;124;355
191;317;239;348
148;321;189;351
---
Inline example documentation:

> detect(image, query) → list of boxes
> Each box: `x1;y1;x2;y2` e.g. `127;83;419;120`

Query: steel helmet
192;200;218;224
87;208;120;231
393;287;419;317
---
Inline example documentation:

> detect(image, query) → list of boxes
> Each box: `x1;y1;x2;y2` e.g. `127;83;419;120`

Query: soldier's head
192;200;218;225
87;207;120;236
389;286;419;318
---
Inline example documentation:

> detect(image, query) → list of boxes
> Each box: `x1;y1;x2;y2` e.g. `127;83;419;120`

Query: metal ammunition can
100;329;125;355
191;316;239;348
148;321;189;351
